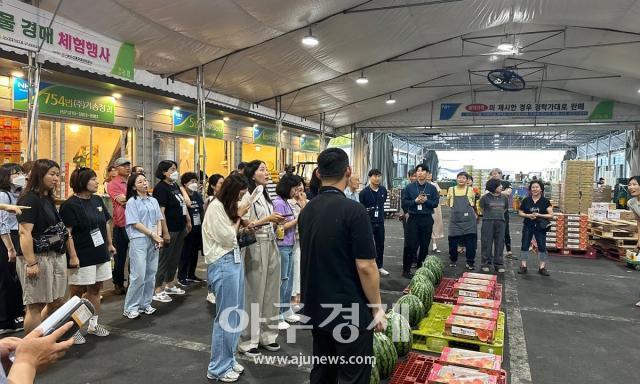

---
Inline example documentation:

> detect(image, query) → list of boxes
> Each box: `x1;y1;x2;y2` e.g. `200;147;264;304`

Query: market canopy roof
37;0;640;148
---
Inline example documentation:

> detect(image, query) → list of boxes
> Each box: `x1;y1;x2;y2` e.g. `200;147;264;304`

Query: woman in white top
286;176;307;323
202;173;250;382
427;170;444;253
203;173;225;304
238;160;284;358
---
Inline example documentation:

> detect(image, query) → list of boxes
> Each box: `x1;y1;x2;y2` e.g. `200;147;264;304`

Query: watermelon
369;359;380;384
384;311;413;357
410;279;434;312
373;332;398;379
416;266;438;286
424;256;444;282
409;273;428;291
393;294;425;327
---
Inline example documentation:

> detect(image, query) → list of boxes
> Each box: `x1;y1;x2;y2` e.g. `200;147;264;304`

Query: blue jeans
520;224;549;262
208;251;245;378
123;237;158;312
278;245;294;317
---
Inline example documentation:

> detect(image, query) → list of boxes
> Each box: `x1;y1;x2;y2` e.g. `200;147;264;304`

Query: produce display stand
433;278;503;305
411;303;505;356
390;352;507;384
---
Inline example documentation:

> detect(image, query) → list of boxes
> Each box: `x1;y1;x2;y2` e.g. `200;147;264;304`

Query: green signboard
328;134;352;149
300;135;320;152
253;126;278;146
13;77;115;123
173;110;224;139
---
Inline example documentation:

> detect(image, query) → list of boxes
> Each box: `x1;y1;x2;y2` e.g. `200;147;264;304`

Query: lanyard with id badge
416;182;429;211
80;197;105;248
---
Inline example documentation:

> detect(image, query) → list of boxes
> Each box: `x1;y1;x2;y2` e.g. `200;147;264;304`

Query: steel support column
26;51;42;161
195;65;207;180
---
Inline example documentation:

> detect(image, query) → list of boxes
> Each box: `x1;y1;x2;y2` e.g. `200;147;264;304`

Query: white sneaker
285;313;301;323
277;321;290;330
232;363;245;374
87;324;110;337
207;369;240;382
206;292;216;304
141;306;157;315
123;310;140;319
153;292;172;303
378;268;390;276
165;286;185;295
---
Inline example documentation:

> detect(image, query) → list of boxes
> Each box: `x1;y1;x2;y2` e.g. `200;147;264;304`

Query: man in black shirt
359;169;389;276
299;148;385;384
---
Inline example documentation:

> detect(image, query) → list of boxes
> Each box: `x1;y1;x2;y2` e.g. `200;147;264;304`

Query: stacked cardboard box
546;214;589;250
587;202;635;220
550;182;561;207
592;186;612;203
559;160;595;214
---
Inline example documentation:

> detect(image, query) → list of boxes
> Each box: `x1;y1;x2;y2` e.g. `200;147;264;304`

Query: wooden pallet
548;248;597;259
589;228;637;240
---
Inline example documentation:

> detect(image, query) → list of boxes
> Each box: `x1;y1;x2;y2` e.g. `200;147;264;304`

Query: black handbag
536;218;552;232
237;227;257;248
33;221;69;254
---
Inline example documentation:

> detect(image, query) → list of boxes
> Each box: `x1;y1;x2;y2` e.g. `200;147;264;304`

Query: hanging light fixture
356;71;369;85
301;27;319;47
385;95;396;105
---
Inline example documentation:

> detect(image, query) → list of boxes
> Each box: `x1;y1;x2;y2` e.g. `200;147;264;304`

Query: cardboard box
461;272;498;282
445;315;497;343
452;305;499;321
453;283;494;299
458;278;497;288
439;348;503;375
456;297;501;310
607;210;636;220
592;202;616;210
428;364;498;384
565;244;587;250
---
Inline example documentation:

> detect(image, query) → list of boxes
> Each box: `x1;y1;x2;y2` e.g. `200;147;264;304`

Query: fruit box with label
457;278;496;288
453;282;494;299
445;315;496;343
439;347;503;375
427;363;498;384
452;305;499;321
461;272;497;282
456;297;501;310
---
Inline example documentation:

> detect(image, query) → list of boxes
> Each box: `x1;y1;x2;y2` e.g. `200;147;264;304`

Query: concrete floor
6;210;640;384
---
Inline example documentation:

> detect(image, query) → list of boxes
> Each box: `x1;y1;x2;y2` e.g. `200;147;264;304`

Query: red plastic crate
434;278;503;305
389;352;506;384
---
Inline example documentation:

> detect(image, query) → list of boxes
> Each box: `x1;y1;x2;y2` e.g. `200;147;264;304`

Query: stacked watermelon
416;266;438;286
384;310;413;357
410;278;434;313
423;255;444;283
393;294;425;327
373;332;398;379
369;358;380;384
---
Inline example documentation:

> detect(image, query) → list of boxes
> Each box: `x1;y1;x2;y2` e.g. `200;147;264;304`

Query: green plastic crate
411;303;505;356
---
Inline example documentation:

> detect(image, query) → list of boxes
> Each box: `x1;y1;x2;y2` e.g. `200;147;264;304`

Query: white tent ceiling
36;0;640;148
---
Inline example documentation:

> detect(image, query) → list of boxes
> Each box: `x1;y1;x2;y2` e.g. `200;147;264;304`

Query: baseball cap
113;157;131;167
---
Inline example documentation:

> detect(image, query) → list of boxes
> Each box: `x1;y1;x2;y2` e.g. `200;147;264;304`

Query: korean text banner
173;110;224;139
300;135;320;152
13;77;115;123
253;126;277;146
439;101;613;121
0;0;135;80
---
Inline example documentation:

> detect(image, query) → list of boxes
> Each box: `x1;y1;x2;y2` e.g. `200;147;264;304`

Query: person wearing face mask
238;160;285;358
16;159;71;334
178;172;205;287
0;164;26;335
152;160;191;303
60;168;116;344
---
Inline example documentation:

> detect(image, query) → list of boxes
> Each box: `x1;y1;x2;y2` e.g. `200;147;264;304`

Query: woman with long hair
238;160;284;358
272;174;300;330
517;180;553;276
152;160;190;303
625;175;640;307
60;167;117;343
204;174;224;212
285;175;307;323
16;159;69;333
202;173;251;382
123;173;164;319
0;163;25;335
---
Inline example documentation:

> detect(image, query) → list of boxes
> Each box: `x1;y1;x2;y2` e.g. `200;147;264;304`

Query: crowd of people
2;151;640;383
